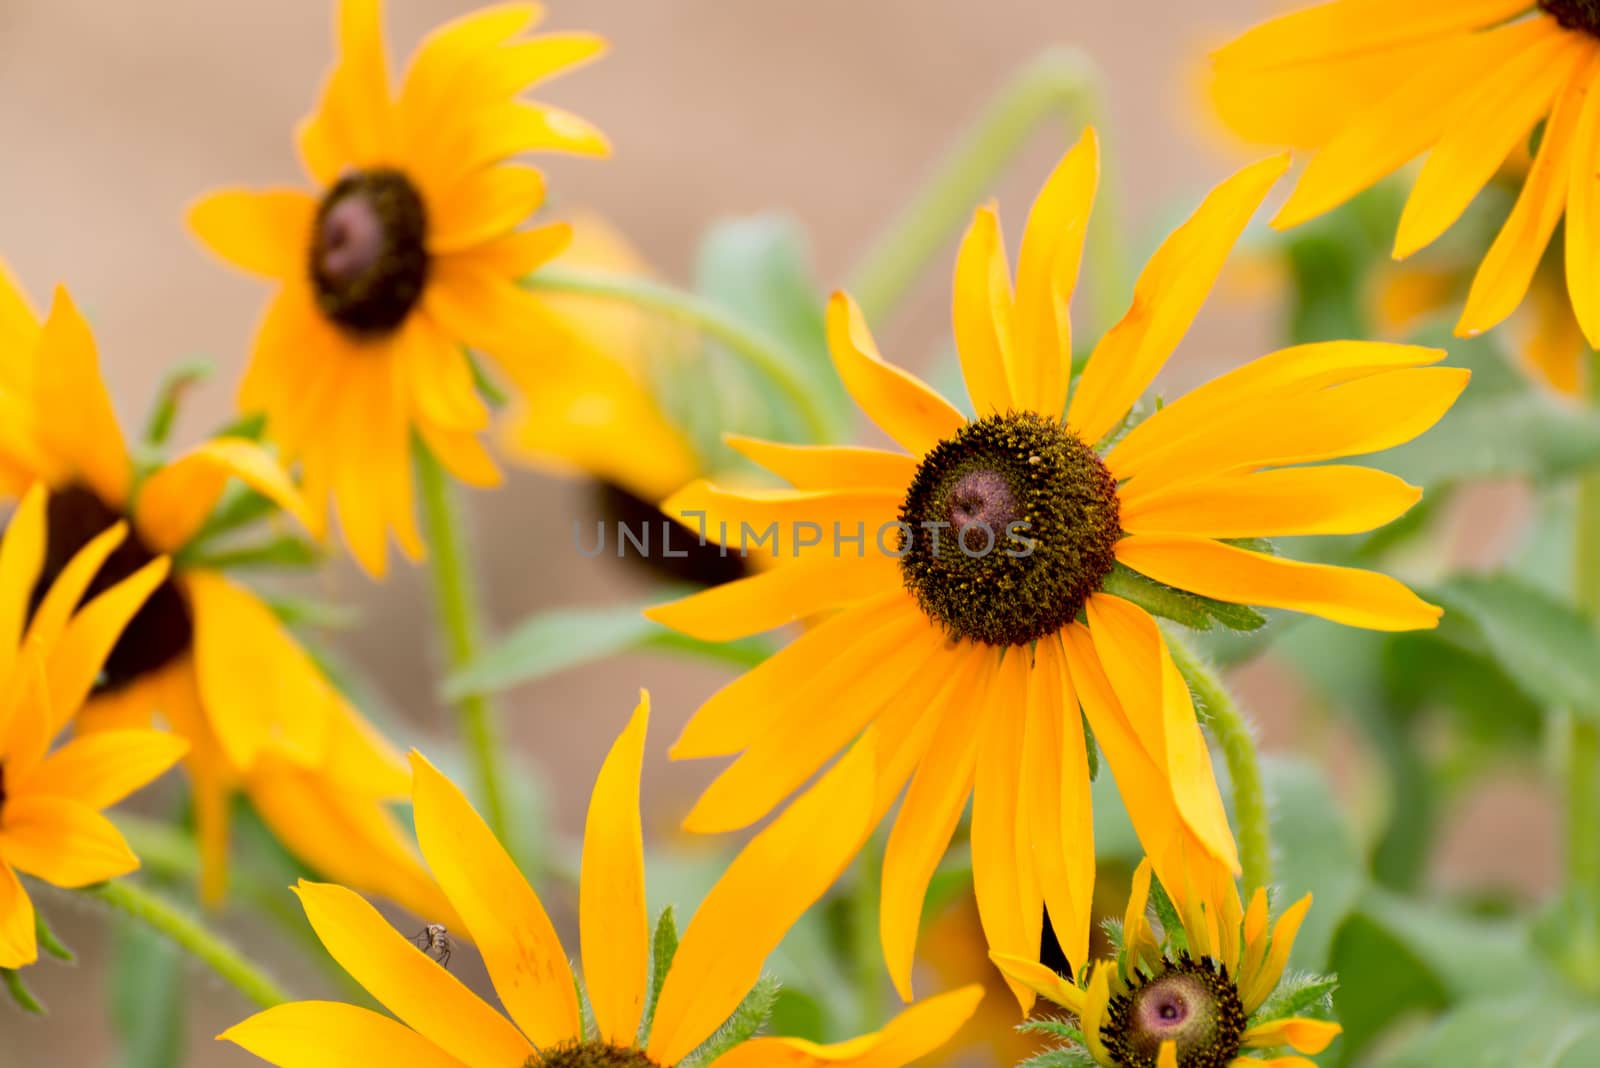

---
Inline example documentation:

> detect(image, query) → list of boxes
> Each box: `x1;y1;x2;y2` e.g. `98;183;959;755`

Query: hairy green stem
1167;631;1273;895
525;268;834;444
846;47;1127;333
86;880;287;1009
417;443;510;846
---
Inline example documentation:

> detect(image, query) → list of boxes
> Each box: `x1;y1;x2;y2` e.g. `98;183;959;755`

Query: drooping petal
221;1000;469;1068
1012;126;1098;417
408;752;581;1049
31;288;131;508
0;862;36;969
0;796;139;887
292;881;533;1065
18;729;187;810
1116;535;1443;631
1395;26;1587;259
1068;155;1287;446
724;436;918;494
825;291;966;455
185;190;317;280
643;554;901;642
580;695;650;1048
704;984;985;1068
951;204;1016;416
136;437;316;553
988;952;1083;1015
1119;466;1422;539
648;738;877;1066
1244;1017;1344;1054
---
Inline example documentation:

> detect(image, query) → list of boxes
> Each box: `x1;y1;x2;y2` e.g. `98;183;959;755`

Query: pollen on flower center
898;411;1120;647
1103;956;1248;1068
527;1041;666;1068
310;168;429;336
31;486;193;692
1542;0;1600;34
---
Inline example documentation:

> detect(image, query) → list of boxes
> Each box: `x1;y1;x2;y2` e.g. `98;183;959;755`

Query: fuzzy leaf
639;906;679;1045
1101;564;1267;632
682;975;780;1068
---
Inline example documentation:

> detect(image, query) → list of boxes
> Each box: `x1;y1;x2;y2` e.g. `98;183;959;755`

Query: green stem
86;880;287;1010
416;442;510;846
1167;631;1273;896
1565;353;1600;988
525;268;834;445
846;47;1128;332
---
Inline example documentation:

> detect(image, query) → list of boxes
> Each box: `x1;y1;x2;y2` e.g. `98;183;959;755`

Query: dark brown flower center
1542;0;1600;34
594;482;752;587
528;1042;665;1068
310;168;429;336
898;411;1120;647
1102;956;1247;1068
30;486;192;692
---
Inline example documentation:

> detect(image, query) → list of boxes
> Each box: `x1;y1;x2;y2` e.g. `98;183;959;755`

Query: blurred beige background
0;1;1556;1064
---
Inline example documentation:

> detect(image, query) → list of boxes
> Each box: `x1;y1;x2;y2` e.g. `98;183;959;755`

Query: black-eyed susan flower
1211;0;1600;351
222;693;984;1067
645;129;1467;1010
188;0;608;576
994;859;1341;1068
0;483;187;968
0;270;451;924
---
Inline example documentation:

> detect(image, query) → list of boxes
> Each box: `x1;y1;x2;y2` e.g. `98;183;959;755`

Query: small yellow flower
0;483;188;968
189;0;609;576
646;130;1466;1011
222;693;984;1067
1211;0;1600;351
994;859;1342;1068
0;269;450;923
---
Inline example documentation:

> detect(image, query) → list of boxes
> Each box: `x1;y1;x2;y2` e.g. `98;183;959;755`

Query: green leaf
1251;971;1338;1025
2;967;44;1014
36;913;73;963
1356;887;1544;1001
1262;758;1364;971
444;599;774;700
1428;573;1600;715
639;906;679;1044
1100;564;1267;632
142;359;213;448
1328;911;1448;1065
1378;393;1600;486
107;918;186;1068
180;533;321;572
1370;995;1600;1068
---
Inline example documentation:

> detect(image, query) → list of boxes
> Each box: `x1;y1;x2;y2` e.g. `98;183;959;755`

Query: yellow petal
298;0;393;183
684;618;945;835
970;653;1040;1014
668;592;913;760
137;437;316;553
1244;1017;1343;1054
47;557;169;735
1522;276;1589;398
189;570;334;774
988;952;1083;1015
394;3;543;154
426;164;546;255
419;422;502;490
648;737;877;1065
580;695;650;1048
0;862;36;969
644;554;901;642
1120;466;1423;539
1107;340;1445;481
1242;894;1313;1012
1568;43;1600;348
826;291;966;455
418;102;609;196
881;646;989;1000
1122;858;1159;982
724;436;918;494
18;729;186;810
293;881;533;1064
1013;127;1098;417
0;795;139;887
705;984;984;1068
659;480;903;560
951;204;1016;415
1068;155;1287;446
1116;535;1443;631
1080;962;1113;1063
0;484;47;702
32;288;131;508
409;751;581;1048
1395;25;1586;259
186;190;317;279
1159;1040;1179;1068
1231;1057;1319;1068
466;221;572;278
1273;18;1548;229
220;1000;468;1068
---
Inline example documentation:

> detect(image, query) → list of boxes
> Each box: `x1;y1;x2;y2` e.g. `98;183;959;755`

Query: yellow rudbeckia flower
646;129;1467;1009
1211;0;1600;350
0;269;450;924
994;859;1342;1068
188;0;609;576
0;483;188;968
222;693;984;1068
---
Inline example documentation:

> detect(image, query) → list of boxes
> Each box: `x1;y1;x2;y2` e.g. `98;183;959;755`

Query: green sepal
638;905;679;1046
1100;563;1267;632
2;967;44;1014
681;975;780;1068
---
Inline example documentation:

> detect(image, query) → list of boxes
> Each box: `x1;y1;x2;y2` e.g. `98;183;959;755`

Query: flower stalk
86;880;288;1010
1167;631;1273;896
1565;351;1600;990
